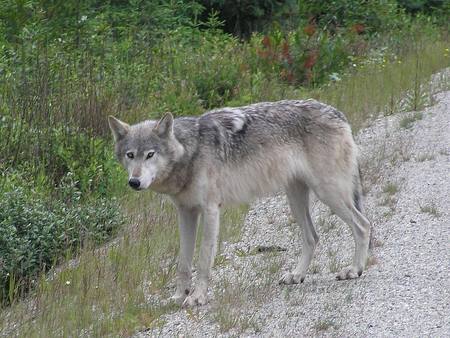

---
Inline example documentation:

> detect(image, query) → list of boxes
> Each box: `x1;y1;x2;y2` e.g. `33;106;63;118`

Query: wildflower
81;15;87;22
352;63;357;67
66;280;71;285
398;60;402;64
329;73;341;81
445;48;449;52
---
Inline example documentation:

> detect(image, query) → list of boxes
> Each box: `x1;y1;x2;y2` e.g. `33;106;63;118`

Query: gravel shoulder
139;90;450;337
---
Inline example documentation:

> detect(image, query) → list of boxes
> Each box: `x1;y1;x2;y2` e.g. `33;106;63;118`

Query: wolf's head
108;113;184;191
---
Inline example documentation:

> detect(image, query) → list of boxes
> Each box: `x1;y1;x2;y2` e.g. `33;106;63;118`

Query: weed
327;249;341;273
417;152;435;162
366;256;379;267
220;205;249;245
371;238;384;248
267;214;276;225
214;254;230;268
345;291;353;302
383;182;399;195
235;248;252;257
313;318;337;332
383;210;394;219
309;263;321;274
287;216;296;225
322;218;339;233
212;278;261;334
419;202;440;217
399;112;423;129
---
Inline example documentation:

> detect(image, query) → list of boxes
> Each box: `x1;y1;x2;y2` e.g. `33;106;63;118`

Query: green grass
419;202;440;218
310;40;449;131
313;318;337;332
1;35;450;338
399;112;423;129
212;279;260;333
0;190;248;337
417;152;435;162
0;192;179;337
383;182;399;196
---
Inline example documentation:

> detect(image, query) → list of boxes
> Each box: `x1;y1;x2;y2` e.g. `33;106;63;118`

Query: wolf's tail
353;162;374;249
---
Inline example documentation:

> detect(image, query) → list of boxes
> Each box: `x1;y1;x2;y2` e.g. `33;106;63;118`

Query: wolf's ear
108;116;130;142
154;112;174;138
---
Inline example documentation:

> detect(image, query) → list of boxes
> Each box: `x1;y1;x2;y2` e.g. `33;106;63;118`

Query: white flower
329;72;341;81
65;281;71;285
81;15;87;22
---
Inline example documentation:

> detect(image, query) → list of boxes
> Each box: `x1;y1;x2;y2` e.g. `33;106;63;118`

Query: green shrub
0;115;124;198
0;172;123;305
298;0;402;34
250;28;357;86
199;0;297;37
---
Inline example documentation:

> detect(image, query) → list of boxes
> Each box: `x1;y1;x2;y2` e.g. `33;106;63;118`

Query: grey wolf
108;99;371;307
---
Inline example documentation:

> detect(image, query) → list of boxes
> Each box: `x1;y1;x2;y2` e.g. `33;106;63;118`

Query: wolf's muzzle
128;178;141;190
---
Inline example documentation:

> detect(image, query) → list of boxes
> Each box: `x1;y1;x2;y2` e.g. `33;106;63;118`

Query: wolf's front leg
171;206;199;304
182;204;220;307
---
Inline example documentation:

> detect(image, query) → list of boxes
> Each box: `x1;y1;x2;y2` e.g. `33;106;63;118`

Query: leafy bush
250;28;359;86
199;0;298;37
0;116;123;198
298;0;403;34
0;173;123;305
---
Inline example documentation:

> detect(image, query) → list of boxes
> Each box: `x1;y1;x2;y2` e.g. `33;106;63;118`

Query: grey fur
108;99;372;306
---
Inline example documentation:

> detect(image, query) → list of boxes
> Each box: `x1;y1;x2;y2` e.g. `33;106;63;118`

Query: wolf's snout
128;178;141;190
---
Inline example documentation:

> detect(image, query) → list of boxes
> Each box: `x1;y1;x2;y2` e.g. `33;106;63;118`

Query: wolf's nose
128;178;141;189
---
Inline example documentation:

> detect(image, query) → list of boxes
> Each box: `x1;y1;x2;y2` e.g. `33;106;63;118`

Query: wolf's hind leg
314;185;370;280
171;206;199;304
336;205;371;280
279;181;318;285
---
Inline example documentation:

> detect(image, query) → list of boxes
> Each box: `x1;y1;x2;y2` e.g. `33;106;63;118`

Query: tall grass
1;31;449;336
313;39;450;130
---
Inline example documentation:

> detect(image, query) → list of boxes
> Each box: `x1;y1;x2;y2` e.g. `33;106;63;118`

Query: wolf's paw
170;291;189;305
181;290;207;307
278;272;305;285
336;266;362;280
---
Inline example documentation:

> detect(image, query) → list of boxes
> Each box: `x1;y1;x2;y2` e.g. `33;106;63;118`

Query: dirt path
138;90;450;337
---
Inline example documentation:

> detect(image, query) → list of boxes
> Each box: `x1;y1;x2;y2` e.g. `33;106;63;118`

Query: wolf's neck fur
151;117;200;195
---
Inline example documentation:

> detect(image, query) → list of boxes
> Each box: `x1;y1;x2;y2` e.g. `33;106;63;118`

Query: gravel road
138;89;450;337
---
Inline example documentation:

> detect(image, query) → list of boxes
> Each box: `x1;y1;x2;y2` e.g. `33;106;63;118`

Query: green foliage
298;0;403;34
199;0;298;37
0;173;123;305
397;0;449;16
251;28;354;86
0;116;123;198
0;0;204;44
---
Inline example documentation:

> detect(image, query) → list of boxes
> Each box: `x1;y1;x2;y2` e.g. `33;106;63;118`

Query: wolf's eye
126;152;134;159
146;151;155;159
